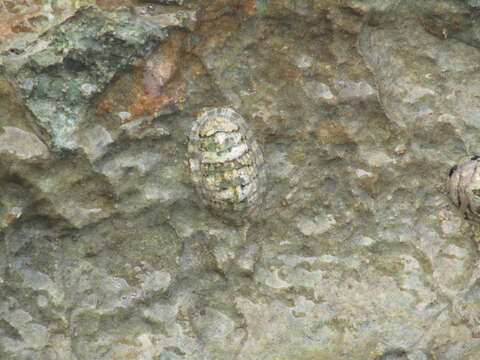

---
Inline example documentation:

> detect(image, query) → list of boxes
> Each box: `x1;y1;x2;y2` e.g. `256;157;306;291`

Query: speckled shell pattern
188;107;266;222
449;156;480;220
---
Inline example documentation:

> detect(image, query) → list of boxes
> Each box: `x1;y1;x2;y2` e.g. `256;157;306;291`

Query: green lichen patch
1;5;169;149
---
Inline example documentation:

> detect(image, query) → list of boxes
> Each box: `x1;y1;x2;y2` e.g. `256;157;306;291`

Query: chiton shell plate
188;107;266;221
449;155;480;220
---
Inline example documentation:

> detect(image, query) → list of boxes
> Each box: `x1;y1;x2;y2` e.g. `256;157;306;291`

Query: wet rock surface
1;1;480;359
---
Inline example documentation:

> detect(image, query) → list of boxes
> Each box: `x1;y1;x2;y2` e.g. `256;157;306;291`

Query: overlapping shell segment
449;156;480;221
188;107;266;222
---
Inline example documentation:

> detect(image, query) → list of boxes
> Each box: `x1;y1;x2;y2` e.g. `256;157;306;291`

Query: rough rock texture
1;0;480;359
0;0;97;53
1;5;169;149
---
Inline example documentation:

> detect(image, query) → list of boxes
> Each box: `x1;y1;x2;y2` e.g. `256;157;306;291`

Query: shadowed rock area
1;1;480;359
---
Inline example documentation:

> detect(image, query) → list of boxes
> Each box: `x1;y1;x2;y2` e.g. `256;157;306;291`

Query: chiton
449;155;480;220
188;107;267;222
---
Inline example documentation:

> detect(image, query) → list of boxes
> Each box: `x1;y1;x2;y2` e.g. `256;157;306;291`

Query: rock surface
1;1;480;359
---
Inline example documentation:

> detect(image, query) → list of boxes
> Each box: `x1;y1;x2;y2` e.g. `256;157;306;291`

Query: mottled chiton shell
188;107;266;222
449;155;480;220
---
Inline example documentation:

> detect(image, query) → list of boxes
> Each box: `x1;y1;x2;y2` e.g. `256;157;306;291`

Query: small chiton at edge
449;155;480;220
187;107;267;222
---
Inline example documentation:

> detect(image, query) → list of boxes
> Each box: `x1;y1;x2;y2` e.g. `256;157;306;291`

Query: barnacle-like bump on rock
449;155;480;220
188;107;267;223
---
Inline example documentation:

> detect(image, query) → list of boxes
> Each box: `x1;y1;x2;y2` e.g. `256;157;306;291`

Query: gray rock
133;5;196;31
147;0;184;5
0;126;49;160
1;6;169;150
120;115;172;140
469;0;480;8
2;1;480;359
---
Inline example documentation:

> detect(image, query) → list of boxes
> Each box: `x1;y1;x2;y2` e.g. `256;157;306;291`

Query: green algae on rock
0;6;169;150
